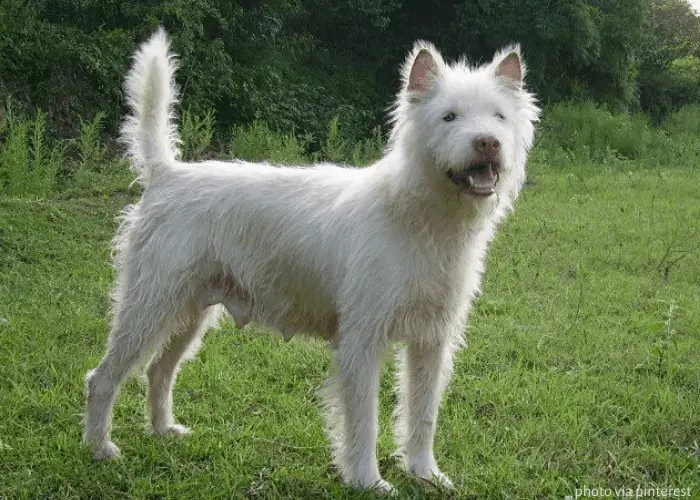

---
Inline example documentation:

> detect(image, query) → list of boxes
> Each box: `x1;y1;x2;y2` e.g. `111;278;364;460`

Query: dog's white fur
83;28;539;494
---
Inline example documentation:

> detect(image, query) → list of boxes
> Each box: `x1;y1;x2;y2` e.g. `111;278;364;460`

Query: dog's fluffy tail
121;28;180;186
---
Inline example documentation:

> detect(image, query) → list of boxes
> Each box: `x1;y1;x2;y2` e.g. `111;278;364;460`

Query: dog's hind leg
84;284;184;461
395;339;455;489
147;306;221;436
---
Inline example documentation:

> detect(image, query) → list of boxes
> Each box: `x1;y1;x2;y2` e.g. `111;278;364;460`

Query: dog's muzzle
447;162;501;196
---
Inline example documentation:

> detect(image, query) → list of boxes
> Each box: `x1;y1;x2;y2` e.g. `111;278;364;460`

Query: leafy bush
351;126;385;166
229;120;308;164
0;106;63;196
0;102;135;197
656;105;700;168
76;112;107;171
640;57;700;123
4;0;686;142
538;102;655;162
318;117;348;163
661;105;700;137
181;109;215;161
4;101;699;199
638;1;700;121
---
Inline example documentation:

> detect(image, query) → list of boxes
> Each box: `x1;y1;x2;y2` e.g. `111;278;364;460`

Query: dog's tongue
467;165;497;195
447;163;498;196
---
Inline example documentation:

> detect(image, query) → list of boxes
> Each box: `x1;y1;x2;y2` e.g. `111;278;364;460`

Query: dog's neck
378;149;495;242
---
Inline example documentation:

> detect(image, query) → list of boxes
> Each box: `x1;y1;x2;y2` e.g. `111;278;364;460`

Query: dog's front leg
395;339;455;489
326;335;393;495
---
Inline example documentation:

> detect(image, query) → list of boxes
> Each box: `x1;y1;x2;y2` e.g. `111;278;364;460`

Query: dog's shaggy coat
83;29;539;493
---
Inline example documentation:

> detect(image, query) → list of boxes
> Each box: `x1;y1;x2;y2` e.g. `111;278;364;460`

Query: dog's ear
404;42;443;94
492;45;525;90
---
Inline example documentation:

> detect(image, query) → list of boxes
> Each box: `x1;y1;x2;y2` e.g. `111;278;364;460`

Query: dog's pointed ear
493;45;525;90
404;42;443;94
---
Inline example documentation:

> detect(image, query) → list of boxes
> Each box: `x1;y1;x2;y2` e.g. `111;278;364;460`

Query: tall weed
538;102;654;161
229;120;308;164
661;105;700;136
658;105;700;169
350;126;384;166
0;107;63;196
76;112;106;171
181;108;215;161
319;117;349;163
0;118;31;195
29;110;60;194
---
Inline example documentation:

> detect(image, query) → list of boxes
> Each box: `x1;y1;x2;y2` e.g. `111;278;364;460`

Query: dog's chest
389;238;478;341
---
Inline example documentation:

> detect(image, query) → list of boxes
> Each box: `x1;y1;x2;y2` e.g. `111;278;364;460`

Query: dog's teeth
468;175;474;186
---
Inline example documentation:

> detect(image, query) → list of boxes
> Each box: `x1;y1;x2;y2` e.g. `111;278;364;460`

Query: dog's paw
402;451;454;490
93;441;121;461
370;479;397;497
414;468;454;490
167;424;192;436
349;477;396;497
155;424;192;436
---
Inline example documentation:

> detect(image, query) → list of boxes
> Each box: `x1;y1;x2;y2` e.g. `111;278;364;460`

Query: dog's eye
443;112;457;122
495;111;506;121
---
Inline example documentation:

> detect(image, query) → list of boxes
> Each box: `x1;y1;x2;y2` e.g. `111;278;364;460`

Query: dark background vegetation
2;0;700;145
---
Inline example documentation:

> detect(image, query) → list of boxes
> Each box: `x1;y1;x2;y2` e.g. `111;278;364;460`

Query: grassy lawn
0;160;698;499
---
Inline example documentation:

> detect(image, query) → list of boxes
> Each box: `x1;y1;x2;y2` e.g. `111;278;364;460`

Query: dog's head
390;42;540;205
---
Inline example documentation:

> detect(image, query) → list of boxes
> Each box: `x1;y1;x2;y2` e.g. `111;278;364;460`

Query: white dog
83;29;539;494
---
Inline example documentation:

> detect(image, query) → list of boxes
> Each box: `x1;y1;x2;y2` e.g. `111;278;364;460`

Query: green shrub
319;117;349;163
350;126;384;166
0;102;136;197
0;106;63;196
181;109;215;161
661;105;700;136
538;102;654;162
0;117;31;194
229;120;308;164
640;56;700;123
313;117;384;165
654;105;700;168
76;112;107;171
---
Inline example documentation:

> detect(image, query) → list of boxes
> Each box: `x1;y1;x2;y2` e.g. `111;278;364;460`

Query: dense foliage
639;0;700;121
1;0;699;140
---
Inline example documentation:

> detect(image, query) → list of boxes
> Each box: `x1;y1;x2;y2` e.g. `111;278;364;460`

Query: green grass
1;105;699;498
1;159;698;499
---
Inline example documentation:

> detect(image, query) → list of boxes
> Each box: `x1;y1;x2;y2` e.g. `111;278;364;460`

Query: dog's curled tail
121;28;180;186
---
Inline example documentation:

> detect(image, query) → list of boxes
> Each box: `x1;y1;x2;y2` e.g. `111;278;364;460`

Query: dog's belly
254;282;340;343
197;274;252;328
197;273;339;342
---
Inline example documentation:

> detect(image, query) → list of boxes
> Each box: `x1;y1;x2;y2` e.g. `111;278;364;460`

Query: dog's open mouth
447;163;500;196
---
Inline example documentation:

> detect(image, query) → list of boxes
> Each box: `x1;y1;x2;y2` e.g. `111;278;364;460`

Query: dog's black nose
474;136;500;154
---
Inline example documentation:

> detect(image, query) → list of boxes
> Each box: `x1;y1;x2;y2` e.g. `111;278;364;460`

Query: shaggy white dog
83;28;539;494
